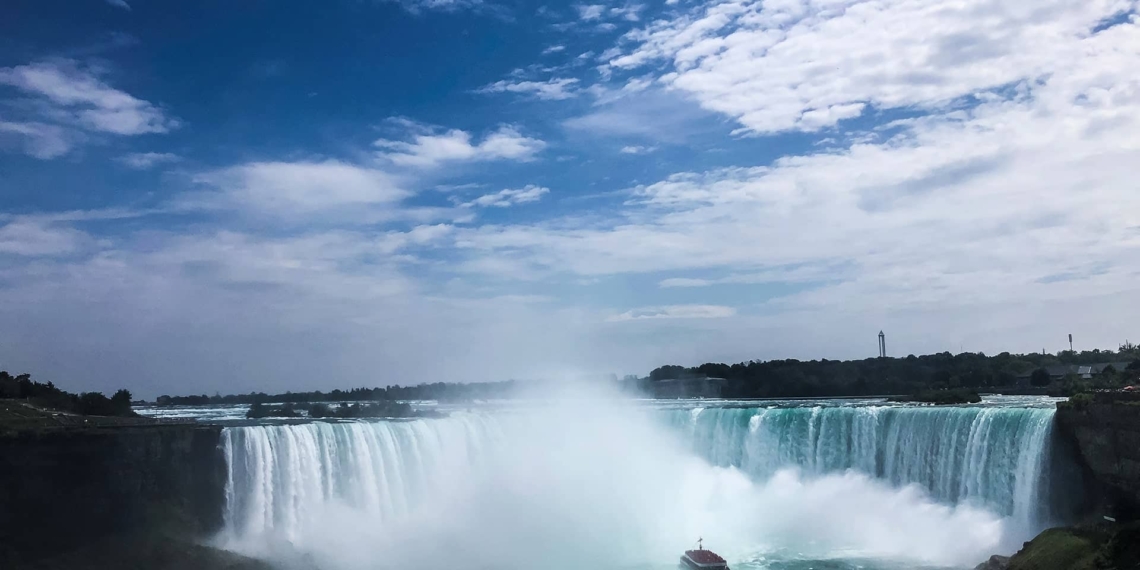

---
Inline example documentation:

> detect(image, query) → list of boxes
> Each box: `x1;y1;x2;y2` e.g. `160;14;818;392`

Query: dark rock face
0;425;226;556
974;554;1010;570
1055;393;1140;519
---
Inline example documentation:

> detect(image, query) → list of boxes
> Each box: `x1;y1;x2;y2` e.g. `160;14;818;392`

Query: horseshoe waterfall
217;402;1072;570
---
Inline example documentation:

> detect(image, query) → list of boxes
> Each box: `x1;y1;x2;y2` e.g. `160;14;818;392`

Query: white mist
220;391;1023;570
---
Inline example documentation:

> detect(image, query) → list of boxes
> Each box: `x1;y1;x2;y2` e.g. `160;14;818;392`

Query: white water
217;398;1059;569
670;404;1057;531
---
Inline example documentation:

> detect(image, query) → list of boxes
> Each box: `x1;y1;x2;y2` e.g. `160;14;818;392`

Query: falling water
221;415;504;544
667;405;1057;530
218;401;1061;569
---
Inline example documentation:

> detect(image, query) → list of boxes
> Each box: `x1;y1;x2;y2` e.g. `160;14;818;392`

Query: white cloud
0;219;88;256
463;185;551;208
658;277;713;288
376;124;546;168
610;3;645;21
382;0;484;13
543;45;567;55
605;0;1131;134
0;121;73;159
105;0;131;10
564;88;716;142
659;265;844;288
607;304;737;321
476;78;580;100
0;218;619;396
189;160;409;216
576;4;606;20
454;20;1140;318
0;60;177;136
5;1;1140;394
117;151;180;169
620;145;657;154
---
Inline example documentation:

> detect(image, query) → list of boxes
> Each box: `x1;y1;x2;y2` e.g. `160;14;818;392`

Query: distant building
1016;362;1131;381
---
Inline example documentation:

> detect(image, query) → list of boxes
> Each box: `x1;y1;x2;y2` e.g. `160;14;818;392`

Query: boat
680;539;729;570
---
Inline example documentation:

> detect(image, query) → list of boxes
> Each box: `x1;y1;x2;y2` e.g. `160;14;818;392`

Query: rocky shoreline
974;523;1140;570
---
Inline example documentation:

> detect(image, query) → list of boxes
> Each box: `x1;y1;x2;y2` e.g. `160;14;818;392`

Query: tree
246;402;267;419
1030;368;1051;387
996;371;1017;386
649;365;687;381
76;392;114;416
111;389;133;415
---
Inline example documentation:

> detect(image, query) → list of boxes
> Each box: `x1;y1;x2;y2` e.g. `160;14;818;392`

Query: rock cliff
1055;392;1140;519
0;423;227;558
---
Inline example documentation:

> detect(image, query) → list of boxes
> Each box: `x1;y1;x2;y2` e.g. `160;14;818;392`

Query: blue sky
1;0;1138;396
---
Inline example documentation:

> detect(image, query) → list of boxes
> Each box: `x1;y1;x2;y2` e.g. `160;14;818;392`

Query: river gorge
4;395;1133;570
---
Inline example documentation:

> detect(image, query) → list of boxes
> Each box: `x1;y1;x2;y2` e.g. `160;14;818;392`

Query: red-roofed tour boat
680;539;729;570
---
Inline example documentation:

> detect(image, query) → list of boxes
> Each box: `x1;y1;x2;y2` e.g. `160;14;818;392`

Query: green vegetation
0;371;136;417
636;344;1140;399
1007;527;1106;570
1000;523;1140;570
146;342;1140;405
890;388;981;405
244;402;301;419
1057;392;1096;411
159;380;519;407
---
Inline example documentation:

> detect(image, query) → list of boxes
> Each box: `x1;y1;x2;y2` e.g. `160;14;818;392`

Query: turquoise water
667;402;1057;527
212;397;1063;570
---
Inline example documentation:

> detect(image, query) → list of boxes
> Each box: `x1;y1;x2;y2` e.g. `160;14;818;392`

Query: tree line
156;380;520;406
14;343;1140;413
0;371;136;417
632;344;1140;398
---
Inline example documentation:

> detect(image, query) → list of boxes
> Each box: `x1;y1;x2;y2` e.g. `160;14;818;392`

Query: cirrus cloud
605;0;1132;134
607;304;737;321
0;59;177;159
375;123;546;168
475;78;580;100
463;185;551;208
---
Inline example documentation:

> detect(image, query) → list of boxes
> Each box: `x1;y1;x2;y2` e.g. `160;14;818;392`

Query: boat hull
680;552;729;570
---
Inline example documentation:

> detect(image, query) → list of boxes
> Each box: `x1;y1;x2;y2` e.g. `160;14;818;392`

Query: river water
141;395;1071;570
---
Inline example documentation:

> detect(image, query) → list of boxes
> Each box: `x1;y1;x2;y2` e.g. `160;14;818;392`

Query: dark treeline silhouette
157;380;520;406
0;371;136;417
638;343;1140;398
889;388;983;405
147;342;1140;406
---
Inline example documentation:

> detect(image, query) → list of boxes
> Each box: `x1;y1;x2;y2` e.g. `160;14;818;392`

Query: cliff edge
0;406;235;568
1055;392;1140;518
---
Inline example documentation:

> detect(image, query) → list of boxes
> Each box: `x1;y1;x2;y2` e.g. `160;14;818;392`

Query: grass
1008;527;1107;570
